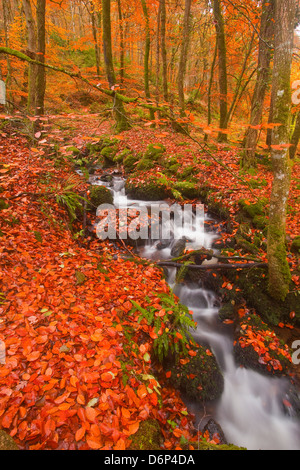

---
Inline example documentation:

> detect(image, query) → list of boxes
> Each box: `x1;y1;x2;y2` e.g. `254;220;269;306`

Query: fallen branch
156;261;269;270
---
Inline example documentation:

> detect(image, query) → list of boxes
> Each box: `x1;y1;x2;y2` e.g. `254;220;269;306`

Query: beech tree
102;0;130;131
35;0;46;116
177;0;192;114
212;0;228;142
242;0;275;169
267;0;296;301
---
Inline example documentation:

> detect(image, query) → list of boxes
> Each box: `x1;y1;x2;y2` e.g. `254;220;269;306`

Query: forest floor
0;113;299;450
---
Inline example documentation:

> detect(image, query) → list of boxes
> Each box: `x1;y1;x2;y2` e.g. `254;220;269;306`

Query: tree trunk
35;0;46;115
205;40;217;142
22;0;37;113
290;111;300;159
160;0;168;102
267;0;296;301
155;0;161;105
141;0;155;121
102;0;130;132
212;0;228;142
242;0;275;169
213;0;228;142
2;0;12;109
116;0;125;84
177;0;192;114
90;2;101;77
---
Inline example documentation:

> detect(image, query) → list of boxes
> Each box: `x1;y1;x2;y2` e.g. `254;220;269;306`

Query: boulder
0;430;18;450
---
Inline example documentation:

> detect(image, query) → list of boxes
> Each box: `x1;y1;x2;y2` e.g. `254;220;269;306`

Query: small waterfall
92;175;300;450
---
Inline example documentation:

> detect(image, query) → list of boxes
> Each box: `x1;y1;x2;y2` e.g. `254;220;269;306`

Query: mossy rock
233;313;292;376
225;267;300;327
125;175;172;201
174;181;200;200
235;236;259;255
167;163;180;175
164;156;178;168
144;143;166;161
238;198;268;220
219;302;236;322
114;148;131;164
291;236;300;254
178;166;195;180
0;199;9;211
100;146;119;168
167;345;224;402
129;419;162;450
136;158;155;171
123;153;140;173
88;185;114;211
0;430;19;450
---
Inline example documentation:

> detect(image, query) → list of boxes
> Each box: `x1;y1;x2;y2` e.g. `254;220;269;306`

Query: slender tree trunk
242;0;275;169
213;0;228;142
227;31;255;125
90;2;101;77
205;40;217;142
141;0;155;121
2;0;12;109
35;0;46;115
116;0;125;84
267;0;296;301
290;111;300;159
155;0;162;105
22;0;37;112
160;0;168;102
102;0;130;132
177;0;192;114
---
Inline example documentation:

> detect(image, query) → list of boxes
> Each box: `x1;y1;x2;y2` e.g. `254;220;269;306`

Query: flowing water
92;174;300;450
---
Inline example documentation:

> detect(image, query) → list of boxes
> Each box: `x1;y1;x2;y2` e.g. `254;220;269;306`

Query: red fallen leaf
166;371;172;378
100;371;115;382
26;350;41;361
188;350;197;357
114;438;126;450
87;437;102;449
75;426;86;442
85;407;98;423
223;319;234;324
283;399;292;408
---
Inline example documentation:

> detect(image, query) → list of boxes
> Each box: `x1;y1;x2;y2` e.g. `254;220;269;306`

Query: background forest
0;0;300;452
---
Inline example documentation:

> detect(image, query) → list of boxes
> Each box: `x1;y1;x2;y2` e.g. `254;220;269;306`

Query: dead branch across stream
156;261;269;270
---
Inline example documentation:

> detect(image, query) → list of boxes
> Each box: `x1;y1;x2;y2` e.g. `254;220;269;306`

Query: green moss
178;166;195;180
123;153;140;173
136;158;155;171
174;181;200;200
0;199;9;211
125;174;172;201
114;148;131;164
100;145;118;162
0;430;19;450
291;236;300;254
238;198;268;220
167;163;180;175
88;185;113;211
225;267;300;326
167;345;224;402
129;420;162;450
219;302;236;321
144;143;166;161
233;312;292;376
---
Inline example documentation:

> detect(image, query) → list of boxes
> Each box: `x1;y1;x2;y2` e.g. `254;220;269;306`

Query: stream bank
80;133;300;450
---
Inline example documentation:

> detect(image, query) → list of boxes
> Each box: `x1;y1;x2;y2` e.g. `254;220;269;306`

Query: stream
91;173;300;450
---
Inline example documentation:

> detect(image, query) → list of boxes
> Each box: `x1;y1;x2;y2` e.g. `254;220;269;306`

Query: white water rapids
93;175;300;450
